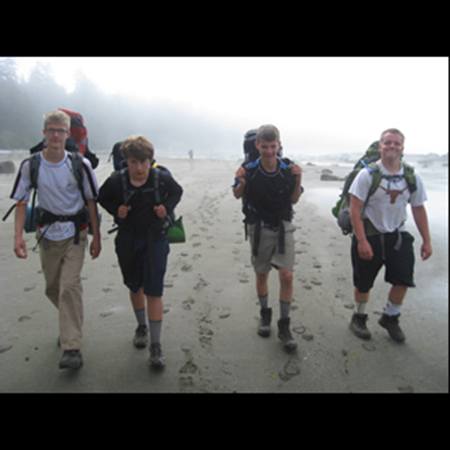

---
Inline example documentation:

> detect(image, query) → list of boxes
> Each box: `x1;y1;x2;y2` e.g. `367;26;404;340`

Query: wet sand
0;156;447;393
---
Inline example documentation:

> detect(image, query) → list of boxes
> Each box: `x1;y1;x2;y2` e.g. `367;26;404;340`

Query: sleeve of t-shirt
10;159;32;203
81;157;99;200
409;173;427;207
348;168;372;202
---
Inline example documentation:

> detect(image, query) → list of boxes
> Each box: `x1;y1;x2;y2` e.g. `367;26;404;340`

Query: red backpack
58;108;88;155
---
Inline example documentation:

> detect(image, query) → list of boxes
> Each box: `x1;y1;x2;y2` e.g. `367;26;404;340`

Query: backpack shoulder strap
67;152;88;204
362;163;382;210
244;158;260;171
29;153;41;189
120;168;134;204
152;167;161;204
402;162;417;193
278;157;292;170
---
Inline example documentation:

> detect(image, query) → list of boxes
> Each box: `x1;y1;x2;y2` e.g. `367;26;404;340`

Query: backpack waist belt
252;219;286;257
363;219;404;254
39;208;88;244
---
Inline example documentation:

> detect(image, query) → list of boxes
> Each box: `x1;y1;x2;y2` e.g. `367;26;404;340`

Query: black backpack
110;141;127;171
243;129;259;163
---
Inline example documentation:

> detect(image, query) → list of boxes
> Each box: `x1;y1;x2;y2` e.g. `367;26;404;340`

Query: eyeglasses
45;128;68;135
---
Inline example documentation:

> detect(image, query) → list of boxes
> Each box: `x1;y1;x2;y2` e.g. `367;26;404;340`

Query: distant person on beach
11;110;101;370
348;128;432;343
188;149;194;160
232;124;303;353
97;135;183;369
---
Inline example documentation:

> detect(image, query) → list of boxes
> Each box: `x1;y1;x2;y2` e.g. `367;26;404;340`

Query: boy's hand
117;204;130;219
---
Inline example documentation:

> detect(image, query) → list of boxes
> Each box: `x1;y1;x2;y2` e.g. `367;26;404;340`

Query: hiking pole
32;224;50;252
2;203;17;222
2;195;27;222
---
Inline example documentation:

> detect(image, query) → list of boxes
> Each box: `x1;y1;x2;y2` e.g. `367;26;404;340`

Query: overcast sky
13;56;449;155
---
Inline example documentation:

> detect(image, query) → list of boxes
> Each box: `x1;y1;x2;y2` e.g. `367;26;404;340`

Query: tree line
0;58;239;157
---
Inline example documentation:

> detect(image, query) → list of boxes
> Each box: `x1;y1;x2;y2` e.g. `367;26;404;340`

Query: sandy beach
0;154;448;393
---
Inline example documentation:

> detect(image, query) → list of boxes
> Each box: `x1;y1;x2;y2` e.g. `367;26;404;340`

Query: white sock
356;301;367;314
384;300;401;316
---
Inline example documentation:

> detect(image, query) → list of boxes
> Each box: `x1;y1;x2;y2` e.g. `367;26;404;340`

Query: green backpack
331;141;417;235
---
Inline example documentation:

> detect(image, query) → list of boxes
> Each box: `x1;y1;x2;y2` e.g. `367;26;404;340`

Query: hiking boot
258;307;272;337
59;350;83;370
349;313;372;340
149;343;165;369
378;313;405;343
133;324;148;349
277;318;298;352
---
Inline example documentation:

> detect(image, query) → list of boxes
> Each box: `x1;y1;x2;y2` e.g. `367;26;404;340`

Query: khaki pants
38;229;88;350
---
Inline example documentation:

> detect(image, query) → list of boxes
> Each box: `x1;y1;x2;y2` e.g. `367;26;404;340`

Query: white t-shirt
349;162;427;233
12;152;98;241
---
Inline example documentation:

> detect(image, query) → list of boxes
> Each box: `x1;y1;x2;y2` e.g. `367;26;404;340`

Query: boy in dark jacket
98;135;183;369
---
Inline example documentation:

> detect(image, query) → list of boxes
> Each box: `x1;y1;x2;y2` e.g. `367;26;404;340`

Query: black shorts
115;231;170;297
351;231;416;293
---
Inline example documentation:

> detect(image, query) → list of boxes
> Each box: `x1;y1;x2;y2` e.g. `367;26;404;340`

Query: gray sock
258;295;269;309
134;308;147;327
149;320;162;345
279;300;291;319
356;302;367;314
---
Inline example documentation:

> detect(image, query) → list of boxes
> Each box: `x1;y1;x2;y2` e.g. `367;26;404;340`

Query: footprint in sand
311;279;322;286
102;287;113;293
218;307;231;319
18;315;32;322
193;277;209;291
179;376;195;388
398;385;414;393
0;345;13;354
192;242;202;248
342;349;350;375
278;357;301;381
293;325;306;335
24;285;36;292
179;355;199;374
182;297;195;310
302;284;312;290
181;264;193;272
99;311;114;318
362;343;376;352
